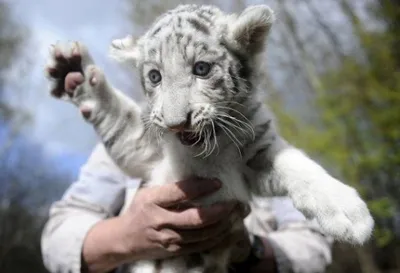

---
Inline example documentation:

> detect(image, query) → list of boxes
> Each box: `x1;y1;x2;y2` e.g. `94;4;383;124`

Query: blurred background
0;0;399;272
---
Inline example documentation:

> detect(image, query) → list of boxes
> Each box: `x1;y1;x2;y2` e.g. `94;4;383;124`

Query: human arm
41;144;128;273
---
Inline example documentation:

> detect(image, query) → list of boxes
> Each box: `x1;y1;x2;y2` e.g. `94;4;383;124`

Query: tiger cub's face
109;4;275;151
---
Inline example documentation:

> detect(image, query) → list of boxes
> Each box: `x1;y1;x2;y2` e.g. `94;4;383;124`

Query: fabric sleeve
40;144;139;273
246;197;333;273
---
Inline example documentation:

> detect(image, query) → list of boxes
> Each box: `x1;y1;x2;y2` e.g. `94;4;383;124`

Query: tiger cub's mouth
176;126;221;146
177;131;203;146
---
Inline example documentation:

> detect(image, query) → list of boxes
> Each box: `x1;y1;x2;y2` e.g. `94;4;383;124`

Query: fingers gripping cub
45;41;110;121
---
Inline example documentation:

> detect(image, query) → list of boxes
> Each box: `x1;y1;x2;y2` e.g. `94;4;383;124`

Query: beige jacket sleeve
246;197;333;273
41;144;139;273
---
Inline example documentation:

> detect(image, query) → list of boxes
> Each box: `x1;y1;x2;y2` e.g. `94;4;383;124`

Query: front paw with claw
45;41;109;121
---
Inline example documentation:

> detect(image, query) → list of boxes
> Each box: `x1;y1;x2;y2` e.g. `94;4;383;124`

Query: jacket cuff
42;213;102;273
71;214;102;273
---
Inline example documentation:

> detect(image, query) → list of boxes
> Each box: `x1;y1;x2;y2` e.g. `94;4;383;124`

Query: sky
6;0;140;158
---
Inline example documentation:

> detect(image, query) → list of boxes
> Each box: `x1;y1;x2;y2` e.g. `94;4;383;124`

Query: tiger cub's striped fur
46;4;374;273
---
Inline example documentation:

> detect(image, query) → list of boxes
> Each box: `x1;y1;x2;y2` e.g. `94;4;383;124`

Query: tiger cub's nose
166;112;192;132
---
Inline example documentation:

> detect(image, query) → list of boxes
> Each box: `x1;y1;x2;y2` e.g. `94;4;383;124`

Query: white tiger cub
45;4;374;273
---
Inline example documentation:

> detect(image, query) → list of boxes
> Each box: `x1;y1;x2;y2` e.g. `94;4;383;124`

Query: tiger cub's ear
227;5;275;55
109;35;140;66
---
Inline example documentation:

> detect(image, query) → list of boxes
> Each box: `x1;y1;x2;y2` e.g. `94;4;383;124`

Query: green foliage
369;197;396;247
369;197;396;219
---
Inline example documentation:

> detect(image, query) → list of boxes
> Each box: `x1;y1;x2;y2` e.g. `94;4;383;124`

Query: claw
54;48;63;59
54;48;68;65
90;76;97;86
71;41;80;57
48;44;55;55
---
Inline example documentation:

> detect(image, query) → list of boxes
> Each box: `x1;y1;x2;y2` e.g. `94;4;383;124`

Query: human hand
116;177;241;261
82;177;246;273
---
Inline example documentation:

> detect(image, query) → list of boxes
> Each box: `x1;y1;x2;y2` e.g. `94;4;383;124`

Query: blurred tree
0;131;72;273
375;0;400;67
0;1;53;272
0;0;28;120
0;0;31;156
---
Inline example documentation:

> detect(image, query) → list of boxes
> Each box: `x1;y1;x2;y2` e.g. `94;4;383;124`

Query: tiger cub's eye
193;61;212;77
148;69;162;84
